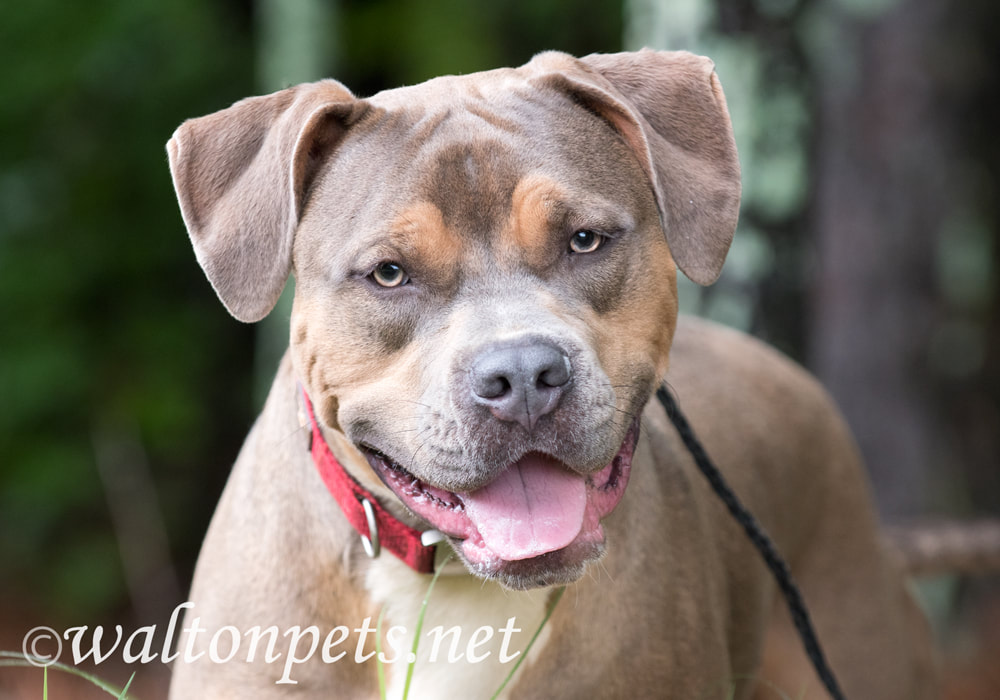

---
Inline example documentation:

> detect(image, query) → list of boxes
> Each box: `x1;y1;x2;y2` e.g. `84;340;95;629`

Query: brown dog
166;50;936;699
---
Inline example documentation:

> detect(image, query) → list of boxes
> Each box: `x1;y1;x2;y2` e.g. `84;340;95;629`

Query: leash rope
656;385;847;700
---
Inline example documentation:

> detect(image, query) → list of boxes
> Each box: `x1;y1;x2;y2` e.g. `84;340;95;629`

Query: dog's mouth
360;418;638;584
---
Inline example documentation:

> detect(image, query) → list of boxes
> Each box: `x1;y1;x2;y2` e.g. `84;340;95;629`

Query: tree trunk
809;0;949;519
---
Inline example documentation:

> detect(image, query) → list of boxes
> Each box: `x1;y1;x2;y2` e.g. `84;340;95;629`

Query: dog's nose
469;339;572;431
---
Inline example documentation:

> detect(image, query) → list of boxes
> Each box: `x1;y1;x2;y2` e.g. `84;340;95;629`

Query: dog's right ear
528;50;741;286
167;80;366;322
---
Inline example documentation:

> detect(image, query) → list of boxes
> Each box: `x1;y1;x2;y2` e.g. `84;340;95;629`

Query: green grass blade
117;672;135;699
0;652;137;699
490;585;566;700
375;606;387;700
401;552;453;700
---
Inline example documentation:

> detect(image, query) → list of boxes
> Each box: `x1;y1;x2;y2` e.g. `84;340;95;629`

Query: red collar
300;387;438;574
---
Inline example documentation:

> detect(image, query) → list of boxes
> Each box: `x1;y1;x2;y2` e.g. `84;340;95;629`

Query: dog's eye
569;230;605;255
371;262;408;288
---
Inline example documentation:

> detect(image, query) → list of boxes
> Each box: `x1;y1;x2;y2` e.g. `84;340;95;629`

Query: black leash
656;385;847;700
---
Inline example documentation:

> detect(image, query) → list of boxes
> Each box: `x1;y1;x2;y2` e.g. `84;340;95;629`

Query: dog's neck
298;385;439;573
266;356;557;699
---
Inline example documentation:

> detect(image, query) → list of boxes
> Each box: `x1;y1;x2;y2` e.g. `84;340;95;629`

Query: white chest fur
364;554;553;700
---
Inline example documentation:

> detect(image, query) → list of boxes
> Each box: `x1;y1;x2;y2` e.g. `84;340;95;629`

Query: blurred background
1;0;997;697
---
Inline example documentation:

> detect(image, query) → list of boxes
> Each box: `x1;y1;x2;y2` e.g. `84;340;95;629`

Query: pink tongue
461;455;586;561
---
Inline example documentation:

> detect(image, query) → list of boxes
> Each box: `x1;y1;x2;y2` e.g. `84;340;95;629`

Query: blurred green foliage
0;0;257;617
338;0;622;91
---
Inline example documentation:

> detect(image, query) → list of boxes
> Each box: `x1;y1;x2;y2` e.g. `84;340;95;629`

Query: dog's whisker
394;398;436;410
596;402;634;418
406;431;438;472
384;426;422;436
276;423;312;447
596;559;615;585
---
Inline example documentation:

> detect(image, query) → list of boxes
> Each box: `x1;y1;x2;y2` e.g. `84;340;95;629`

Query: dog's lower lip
361;446;464;512
362;446;410;478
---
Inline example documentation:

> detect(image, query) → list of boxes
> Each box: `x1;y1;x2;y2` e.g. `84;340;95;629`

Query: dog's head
168;50;740;589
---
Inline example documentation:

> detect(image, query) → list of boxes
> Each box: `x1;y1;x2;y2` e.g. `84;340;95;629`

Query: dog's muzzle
362;415;639;580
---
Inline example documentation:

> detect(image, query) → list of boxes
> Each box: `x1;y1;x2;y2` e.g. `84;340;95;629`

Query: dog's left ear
530;49;741;285
167;80;366;322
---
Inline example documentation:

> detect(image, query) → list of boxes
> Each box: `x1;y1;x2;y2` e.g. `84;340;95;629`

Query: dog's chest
364;555;552;700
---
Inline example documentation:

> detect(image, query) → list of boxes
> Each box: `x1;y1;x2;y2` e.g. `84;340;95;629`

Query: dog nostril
478;375;511;400
537;357;571;389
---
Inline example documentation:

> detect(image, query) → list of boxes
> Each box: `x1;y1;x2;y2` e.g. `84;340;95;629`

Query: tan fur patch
390;201;463;283
600;241;678;381
507;174;564;269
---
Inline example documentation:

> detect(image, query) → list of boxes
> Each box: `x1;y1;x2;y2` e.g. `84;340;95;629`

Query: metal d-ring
360;498;381;559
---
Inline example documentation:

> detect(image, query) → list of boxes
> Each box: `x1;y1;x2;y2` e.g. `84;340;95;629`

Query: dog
165;49;937;699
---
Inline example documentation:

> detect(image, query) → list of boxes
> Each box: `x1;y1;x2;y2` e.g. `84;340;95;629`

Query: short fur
166;50;936;698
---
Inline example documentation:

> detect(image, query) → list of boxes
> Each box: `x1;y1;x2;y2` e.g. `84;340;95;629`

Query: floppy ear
530;49;741;285
167;80;367;322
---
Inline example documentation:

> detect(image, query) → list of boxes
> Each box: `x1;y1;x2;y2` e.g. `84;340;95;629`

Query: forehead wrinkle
408;107;452;144
463;100;521;133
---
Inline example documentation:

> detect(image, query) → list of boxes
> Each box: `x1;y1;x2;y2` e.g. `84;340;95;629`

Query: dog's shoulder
668;314;835;422
660;315;865;556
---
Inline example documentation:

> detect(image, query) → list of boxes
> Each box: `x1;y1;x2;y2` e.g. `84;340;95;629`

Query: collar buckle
359;498;381;559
